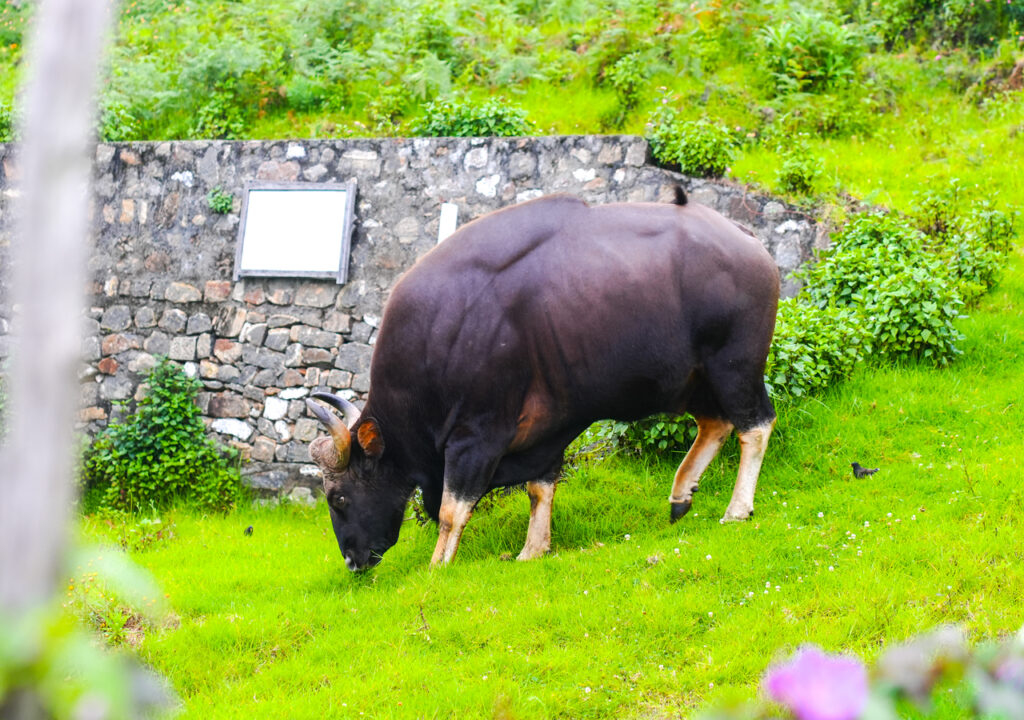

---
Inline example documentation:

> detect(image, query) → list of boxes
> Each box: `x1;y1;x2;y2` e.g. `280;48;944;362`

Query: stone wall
0;136;823;494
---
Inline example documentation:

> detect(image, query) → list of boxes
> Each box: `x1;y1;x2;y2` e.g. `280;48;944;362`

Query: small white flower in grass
584;687;591;694
583;590;589;596
709;683;715;689
912;515;916;521
674;548;680;554
818;512;824;518
766;581;771;588
483;675;488;680
829;566;835;571
709;611;714;617
748;592;755;597
776;586;781;592
706;554;712;560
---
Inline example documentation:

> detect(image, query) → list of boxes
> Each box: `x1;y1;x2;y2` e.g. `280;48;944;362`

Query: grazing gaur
306;188;780;571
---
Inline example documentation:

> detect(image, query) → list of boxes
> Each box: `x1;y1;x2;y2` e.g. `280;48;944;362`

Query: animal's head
305;392;407;572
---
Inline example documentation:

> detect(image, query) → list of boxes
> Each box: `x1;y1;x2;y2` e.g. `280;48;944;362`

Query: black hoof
670;500;692;523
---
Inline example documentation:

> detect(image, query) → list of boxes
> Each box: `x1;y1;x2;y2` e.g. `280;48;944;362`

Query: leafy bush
869;0;1024;50
765;301;871;400
206;186;233;214
411;96;536;137
593;414;697;455
775;136;822;195
758;11;864;95
98;102;141;142
0;100;16;142
82;358;244;512
647;105;736;177
798;213;965;365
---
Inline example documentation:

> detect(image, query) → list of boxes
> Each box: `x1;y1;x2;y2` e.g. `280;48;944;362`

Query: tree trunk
0;0;113;614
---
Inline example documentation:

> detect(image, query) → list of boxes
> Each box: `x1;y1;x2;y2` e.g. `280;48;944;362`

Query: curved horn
311;392;361;429
305;398;352;469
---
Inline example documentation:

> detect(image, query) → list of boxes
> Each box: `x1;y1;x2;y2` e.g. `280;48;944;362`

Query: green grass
75;246;1024;718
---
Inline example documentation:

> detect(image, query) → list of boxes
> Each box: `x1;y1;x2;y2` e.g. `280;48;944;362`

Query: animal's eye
336;495;348;508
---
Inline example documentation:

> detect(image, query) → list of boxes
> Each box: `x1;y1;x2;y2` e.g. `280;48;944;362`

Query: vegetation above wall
1;1;1021;213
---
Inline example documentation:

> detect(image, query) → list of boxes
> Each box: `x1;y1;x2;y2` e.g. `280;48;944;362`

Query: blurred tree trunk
0;0;113;616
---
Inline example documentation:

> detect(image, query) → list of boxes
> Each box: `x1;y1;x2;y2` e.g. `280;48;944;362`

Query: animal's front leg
722;419;775;522
517;480;556;560
430;488;476;566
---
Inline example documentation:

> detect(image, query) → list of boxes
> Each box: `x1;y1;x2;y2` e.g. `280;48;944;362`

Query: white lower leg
430;489;475;566
518;481;555;561
723;419;775;522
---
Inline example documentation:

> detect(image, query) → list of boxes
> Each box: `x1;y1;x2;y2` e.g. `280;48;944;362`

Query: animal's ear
357;419;385;459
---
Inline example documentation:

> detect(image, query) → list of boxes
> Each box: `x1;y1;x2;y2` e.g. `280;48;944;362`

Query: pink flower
764;647;869;720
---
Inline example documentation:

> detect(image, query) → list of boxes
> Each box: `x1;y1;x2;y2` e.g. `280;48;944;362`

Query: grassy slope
78;246;1024;719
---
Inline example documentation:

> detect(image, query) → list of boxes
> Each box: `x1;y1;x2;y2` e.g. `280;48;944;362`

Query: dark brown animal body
307;192;780;570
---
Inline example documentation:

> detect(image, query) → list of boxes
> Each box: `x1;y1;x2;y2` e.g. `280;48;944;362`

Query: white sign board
437;202;459;244
234;181;356;283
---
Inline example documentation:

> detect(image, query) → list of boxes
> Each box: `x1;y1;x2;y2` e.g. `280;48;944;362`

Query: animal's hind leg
669;416;733;522
722;418;775;522
517;480;556;560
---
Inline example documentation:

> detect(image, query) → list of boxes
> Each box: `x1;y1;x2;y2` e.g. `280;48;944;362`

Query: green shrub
647;106;736;177
765;300;872;400
82;358;244;512
98;102;141;142
775;137;822;196
798;213;965;366
593;414;697;455
411;96;536;137
758;10;864;95
206;186;234;215
0;100;16;142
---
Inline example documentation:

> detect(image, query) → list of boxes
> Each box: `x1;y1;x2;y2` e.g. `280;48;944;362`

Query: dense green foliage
1;0;1020;145
82;358;244;513
647;105;736;177
411;95;535;137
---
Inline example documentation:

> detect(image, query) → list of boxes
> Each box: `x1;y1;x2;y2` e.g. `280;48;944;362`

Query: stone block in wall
143;331;170;355
293;418;319;442
295;283;337;308
251;437;277;462
335;343;373;375
247;470;287;492
322;311;351;334
280;369;304;387
242;323;268;346
211;418;253;441
265;282;294;306
252;369;278;387
204;281;232;302
290;326;341;348
197;333;213;358
352;374;371;393
217;365;241;382
186;313;212;335
264;328;290;351
99;375;133;401
100;305;132;332
267;313;300;328
301;347;333;366
215;306;246;337
325;370;353;389
208;392;250;418
159;308;187;333
169;336;197;361
165;282;202;303
264;396;288;421
101;333;138;356
213;339;242;364
134;307;156;329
